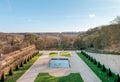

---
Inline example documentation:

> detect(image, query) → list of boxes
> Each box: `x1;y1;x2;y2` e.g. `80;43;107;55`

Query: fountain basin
49;58;70;68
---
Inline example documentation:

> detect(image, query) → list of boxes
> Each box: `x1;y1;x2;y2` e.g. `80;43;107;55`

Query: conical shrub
97;62;101;68
93;59;97;64
107;68;112;77
90;57;93;62
20;62;23;67
88;56;91;60
27;57;29;62
1;72;5;82
29;57;31;60
9;67;13;75
24;59;27;64
15;65;19;70
116;74;120;82
102;64;106;72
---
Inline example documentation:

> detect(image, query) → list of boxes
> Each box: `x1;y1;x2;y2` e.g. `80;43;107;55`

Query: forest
0;16;120;55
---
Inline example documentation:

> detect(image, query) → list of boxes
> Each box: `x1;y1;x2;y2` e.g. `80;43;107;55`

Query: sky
0;0;120;32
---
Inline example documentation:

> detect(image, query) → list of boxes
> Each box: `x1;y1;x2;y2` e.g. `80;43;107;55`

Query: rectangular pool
49;58;70;68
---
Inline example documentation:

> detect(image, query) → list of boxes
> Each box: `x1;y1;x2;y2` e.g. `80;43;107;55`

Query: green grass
38;51;44;56
77;52;116;82
34;73;83;82
49;52;58;57
60;52;71;57
4;53;42;82
86;48;120;55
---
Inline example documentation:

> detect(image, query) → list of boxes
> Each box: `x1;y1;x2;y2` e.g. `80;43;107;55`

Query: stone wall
84;51;120;75
0;45;36;77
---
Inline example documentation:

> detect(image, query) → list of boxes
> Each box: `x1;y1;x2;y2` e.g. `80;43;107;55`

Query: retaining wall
84;51;120;75
0;45;36;77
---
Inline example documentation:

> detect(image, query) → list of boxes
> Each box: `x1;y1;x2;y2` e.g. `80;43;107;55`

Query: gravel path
17;51;101;82
70;51;101;82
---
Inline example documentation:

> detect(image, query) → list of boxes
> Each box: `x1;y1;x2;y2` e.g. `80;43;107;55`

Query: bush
102;64;106;72
1;72;5;82
116;74;120;82
107;68;112;77
32;53;35;57
88;56;92;60
24;59;27;64
15;65;19;70
9;67;13;75
90;57;93;62
93;59;97;64
27;57;29;62
97;62;101;68
30;56;32;59
20;62;23;67
86;54;88;58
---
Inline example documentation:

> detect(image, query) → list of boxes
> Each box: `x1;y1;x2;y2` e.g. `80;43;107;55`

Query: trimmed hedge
20;62;23;67
9;67;13;75
80;51;118;82
102;64;106;72
1;72;5;82
15;65;19;70
107;68;112;77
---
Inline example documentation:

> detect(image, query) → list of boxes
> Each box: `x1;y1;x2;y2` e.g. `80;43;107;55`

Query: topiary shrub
30;56;32;59
90;57;93;62
97;62;101;68
116;74;120;82
1;72;5;82
27;57;29;62
107;68;112;77
29;56;32;60
24;59;27;64
102;64;106;72
9;67;13;75
20;62;23;67
32;53;34;57
15;65;19;70
88;56;90;60
93;59;97;64
86;54;88;58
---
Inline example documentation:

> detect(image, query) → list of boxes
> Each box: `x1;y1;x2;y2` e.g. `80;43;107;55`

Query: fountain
49;58;70;68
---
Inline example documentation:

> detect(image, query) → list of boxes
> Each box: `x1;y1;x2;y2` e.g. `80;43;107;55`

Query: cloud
89;14;96;18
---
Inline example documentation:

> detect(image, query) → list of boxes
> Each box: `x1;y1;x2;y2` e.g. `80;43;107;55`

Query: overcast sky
0;0;120;32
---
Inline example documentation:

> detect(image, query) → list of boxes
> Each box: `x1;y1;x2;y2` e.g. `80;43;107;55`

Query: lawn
77;52;116;82
49;52;58;57
4;52;43;82
60;52;71;57
34;73;83;82
38;51;44;56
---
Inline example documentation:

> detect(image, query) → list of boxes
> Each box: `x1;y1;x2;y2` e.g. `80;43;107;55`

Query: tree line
0;16;120;54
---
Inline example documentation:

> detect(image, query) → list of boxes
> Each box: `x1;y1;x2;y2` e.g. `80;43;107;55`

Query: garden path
17;51;101;82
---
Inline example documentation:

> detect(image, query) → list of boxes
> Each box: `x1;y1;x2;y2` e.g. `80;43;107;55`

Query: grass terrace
38;51;44;55
4;52;43;82
49;52;58;57
34;73;83;82
77;52;117;82
60;52;71;57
